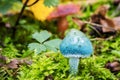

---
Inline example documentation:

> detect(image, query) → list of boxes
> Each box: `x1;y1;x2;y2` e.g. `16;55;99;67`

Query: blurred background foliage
0;0;120;80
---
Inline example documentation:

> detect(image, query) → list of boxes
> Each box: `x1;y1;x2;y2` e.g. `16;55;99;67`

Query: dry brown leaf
105;60;120;74
7;59;19;69
113;16;120;30
90;5;118;33
100;17;120;32
95;5;109;17
7;59;32;69
100;18;115;32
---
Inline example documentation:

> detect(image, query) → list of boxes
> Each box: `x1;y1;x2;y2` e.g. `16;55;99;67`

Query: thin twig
83;21;114;30
90;38;105;41
26;0;39;7
12;0;29;38
89;25;102;37
83;21;116;37
90;36;114;41
83;21;103;37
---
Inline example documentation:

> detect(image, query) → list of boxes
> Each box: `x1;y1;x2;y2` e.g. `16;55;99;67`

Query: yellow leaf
22;0;54;21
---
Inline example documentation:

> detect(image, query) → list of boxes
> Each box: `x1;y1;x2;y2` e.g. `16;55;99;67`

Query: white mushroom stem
69;57;79;75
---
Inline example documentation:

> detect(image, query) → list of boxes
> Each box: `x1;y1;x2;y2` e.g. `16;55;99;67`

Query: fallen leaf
113;16;120;30
72;18;86;31
90;5;117;33
105;60;120;74
95;5;109;17
7;59;32;69
7;59;19;69
100;18;115;32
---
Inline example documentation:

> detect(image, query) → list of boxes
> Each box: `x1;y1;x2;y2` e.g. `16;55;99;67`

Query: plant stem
12;0;29;38
26;0;39;7
69;57;79;75
83;21;114;30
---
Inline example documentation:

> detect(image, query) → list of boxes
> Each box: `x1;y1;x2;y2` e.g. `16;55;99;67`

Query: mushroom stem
69;57;79;75
57;17;68;38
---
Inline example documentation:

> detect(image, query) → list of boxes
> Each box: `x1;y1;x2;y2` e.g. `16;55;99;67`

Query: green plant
28;30;62;54
18;52;69;80
1;43;19;58
17;51;119;80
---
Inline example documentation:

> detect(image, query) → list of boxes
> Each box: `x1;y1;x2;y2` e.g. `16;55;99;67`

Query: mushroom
60;29;93;75
47;3;80;38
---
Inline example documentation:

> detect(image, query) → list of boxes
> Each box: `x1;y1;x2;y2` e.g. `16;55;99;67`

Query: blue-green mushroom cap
60;29;93;58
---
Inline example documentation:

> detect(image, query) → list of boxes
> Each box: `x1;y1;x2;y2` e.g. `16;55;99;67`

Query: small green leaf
28;43;46;54
45;46;57;52
32;31;52;43
44;0;59;7
44;39;62;52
